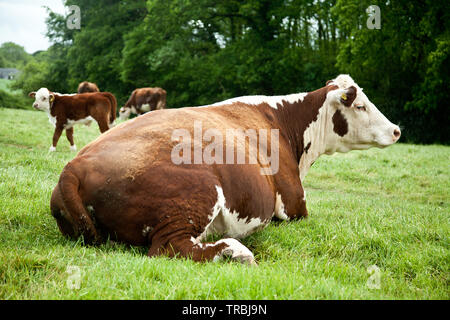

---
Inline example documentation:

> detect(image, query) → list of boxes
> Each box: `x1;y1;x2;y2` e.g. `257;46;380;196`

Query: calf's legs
50;126;77;152
50;126;63;152
66;127;77;151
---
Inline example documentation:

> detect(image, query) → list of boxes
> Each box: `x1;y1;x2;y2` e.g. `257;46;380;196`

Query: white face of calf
119;107;132;120
29;88;54;112
325;75;401;153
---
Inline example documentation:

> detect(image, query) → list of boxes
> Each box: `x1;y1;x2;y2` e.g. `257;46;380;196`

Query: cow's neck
297;105;330;181
49;94;59;117
272;86;331;181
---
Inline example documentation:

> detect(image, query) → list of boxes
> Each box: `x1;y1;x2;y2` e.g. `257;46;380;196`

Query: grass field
0;107;448;299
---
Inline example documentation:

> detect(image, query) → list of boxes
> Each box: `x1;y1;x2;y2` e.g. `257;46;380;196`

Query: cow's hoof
237;255;258;267
49;146;56;152
70;145;77;152
217;238;257;266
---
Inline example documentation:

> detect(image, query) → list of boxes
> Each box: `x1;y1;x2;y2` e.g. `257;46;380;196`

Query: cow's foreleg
50;125;63;152
65;127;77;151
148;236;257;265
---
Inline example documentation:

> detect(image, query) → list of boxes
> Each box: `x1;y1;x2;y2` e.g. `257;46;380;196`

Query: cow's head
324;75;400;153
28;88;55;112
119;106;132;120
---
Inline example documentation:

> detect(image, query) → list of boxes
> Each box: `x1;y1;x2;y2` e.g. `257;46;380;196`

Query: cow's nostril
393;128;401;138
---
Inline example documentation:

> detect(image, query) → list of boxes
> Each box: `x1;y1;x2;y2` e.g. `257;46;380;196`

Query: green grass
0;107;448;299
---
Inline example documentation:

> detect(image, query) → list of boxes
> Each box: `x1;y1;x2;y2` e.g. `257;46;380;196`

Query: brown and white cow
29;88;117;152
119;87;166;120
50;75;400;264
77;81;100;94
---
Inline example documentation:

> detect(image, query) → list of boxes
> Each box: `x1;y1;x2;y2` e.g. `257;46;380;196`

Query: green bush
0;89;29;110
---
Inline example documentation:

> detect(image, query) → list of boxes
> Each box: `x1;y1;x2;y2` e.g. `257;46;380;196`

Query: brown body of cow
77;81;100;94
119;87;166;120
50;75;400;264
29;88;117;152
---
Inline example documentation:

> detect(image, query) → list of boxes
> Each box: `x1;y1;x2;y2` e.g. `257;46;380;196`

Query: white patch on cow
194;186;268;243
49;146;56;152
298;102;329;181
119;107;131;120
206;186;267;239
131;106;138;114
190;236;256;265
55;92;76;96
65;116;95;129
33;88;52;111
70;144;77;152
47;113;57;127
212;238;256;265
140;104;150;112
274;193;289;220
206;92;309;110
326;74;355;89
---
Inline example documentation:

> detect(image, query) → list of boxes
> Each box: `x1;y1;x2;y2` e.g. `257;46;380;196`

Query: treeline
4;0;450;144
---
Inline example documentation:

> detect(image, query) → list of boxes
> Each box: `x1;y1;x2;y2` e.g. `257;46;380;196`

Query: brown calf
29;88;116;152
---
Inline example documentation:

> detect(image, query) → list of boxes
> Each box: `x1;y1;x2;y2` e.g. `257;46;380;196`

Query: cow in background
119;87;166;120
78;81;100;94
29;88;117;152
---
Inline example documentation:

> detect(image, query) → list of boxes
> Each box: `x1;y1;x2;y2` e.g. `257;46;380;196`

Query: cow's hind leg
65;127;77;151
148;235;257;265
94;115;110;133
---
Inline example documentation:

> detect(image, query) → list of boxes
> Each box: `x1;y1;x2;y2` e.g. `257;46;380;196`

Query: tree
0;42;30;68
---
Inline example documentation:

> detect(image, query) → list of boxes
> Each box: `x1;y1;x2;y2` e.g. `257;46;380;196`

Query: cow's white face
326;75;401;153
29;88;54;112
119;107;132;120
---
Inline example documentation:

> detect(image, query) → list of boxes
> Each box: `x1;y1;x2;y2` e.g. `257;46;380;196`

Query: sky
0;0;66;54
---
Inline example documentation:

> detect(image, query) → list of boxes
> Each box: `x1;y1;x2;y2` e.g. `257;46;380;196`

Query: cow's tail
103;92;117;126
52;165;100;244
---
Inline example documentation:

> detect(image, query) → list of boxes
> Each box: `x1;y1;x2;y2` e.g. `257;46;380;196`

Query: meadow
0;107;448;299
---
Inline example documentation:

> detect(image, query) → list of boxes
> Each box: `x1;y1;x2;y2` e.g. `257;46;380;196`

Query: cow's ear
28;92;36;98
340;86;357;107
326;80;333;86
49;93;55;103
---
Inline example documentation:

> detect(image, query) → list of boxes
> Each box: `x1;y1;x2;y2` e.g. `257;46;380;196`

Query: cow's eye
356;105;366;111
42;97;46;101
